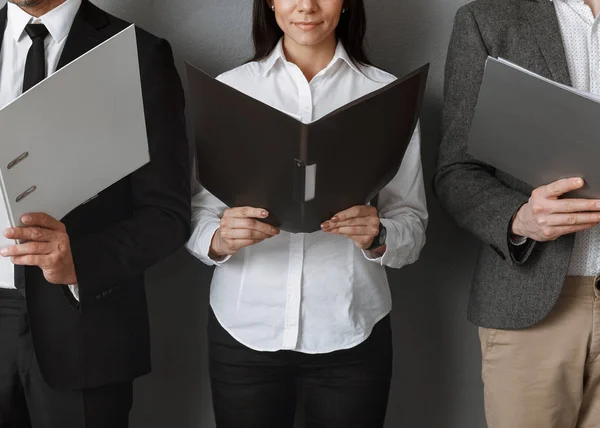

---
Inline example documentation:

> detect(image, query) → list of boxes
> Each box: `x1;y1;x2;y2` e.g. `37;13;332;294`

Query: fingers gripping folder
0;25;149;245
187;62;429;233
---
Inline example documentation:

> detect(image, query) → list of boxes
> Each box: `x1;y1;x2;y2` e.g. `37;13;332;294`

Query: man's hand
321;205;382;250
210;207;280;258
512;178;600;242
1;213;77;285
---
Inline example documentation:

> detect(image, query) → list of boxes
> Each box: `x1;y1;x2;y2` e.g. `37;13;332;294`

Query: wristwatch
367;222;387;251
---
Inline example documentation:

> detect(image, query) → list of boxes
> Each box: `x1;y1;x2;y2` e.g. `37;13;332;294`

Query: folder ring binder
7;152;29;170
16;186;37;203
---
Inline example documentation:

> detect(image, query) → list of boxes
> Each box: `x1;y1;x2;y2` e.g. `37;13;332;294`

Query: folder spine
0;168;16;228
293;159;306;203
296;125;310;224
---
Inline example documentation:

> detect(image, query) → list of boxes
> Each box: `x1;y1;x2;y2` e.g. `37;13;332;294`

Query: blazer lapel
56;0;108;70
523;0;572;86
0;5;7;54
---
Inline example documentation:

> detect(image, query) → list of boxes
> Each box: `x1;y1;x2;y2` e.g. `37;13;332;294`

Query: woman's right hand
209;207;280;258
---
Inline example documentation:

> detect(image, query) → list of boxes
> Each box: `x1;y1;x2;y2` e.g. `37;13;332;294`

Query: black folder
187;62;429;233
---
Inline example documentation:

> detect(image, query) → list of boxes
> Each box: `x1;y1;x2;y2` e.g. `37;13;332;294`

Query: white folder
0;25;149;246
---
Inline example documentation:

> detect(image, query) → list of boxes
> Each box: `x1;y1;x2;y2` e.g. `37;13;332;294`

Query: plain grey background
1;0;485;426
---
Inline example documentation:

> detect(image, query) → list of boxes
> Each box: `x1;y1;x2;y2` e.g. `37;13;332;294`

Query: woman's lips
294;22;321;31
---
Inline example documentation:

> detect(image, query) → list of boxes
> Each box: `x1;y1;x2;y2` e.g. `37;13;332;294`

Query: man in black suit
0;0;190;426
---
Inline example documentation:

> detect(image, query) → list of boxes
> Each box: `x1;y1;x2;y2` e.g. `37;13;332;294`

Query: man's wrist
510;205;526;239
65;269;78;286
508;204;531;247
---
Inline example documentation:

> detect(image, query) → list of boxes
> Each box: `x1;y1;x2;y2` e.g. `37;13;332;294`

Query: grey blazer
434;0;576;330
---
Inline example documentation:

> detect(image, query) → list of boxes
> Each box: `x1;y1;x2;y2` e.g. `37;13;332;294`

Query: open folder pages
187;62;429;233
0;25;149;247
468;57;600;198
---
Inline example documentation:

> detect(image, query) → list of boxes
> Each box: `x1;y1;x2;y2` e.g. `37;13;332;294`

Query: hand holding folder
510;177;600;242
468;57;600;241
187;62;429;233
468;57;600;199
0;26;149;249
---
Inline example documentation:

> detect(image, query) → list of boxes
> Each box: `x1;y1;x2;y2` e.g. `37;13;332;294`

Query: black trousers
0;290;133;428
208;310;393;428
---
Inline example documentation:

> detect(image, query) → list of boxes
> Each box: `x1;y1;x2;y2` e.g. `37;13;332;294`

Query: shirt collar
331;40;363;76
7;0;82;43
261;38;364;78
261;38;286;77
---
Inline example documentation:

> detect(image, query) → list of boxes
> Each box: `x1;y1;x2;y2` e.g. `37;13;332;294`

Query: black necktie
22;23;50;93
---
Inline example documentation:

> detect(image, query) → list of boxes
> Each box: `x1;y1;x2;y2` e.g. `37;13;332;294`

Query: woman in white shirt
187;1;428;426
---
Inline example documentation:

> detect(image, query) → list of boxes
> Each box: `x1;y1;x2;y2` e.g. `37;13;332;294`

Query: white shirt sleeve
186;172;231;267
362;123;428;268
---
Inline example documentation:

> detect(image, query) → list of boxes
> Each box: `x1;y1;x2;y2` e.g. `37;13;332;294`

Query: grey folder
468;57;600;198
0;26;149;247
187;63;428;233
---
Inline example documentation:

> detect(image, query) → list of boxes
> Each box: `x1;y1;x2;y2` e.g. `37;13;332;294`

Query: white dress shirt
0;0;81;292
554;0;600;275
187;40;428;354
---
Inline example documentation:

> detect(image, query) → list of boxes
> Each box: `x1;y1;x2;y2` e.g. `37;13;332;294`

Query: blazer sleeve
433;5;534;264
70;38;191;309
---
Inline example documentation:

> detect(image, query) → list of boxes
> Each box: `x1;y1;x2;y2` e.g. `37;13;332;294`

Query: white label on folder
305;164;316;201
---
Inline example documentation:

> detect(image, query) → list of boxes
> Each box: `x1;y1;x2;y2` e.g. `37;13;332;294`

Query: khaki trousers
479;276;600;428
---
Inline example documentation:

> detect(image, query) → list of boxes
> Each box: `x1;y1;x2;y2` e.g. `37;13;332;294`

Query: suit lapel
523;0;572;86
0;5;7;54
56;0;109;70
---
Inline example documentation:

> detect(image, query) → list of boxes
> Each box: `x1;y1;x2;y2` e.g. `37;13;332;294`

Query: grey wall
2;0;486;426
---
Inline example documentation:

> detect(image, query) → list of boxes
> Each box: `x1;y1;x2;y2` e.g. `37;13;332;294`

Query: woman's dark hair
251;0;370;65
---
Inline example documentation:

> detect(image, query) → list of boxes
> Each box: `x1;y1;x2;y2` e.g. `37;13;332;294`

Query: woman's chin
286;33;331;48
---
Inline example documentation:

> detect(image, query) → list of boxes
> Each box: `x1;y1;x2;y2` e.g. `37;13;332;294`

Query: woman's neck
282;34;337;82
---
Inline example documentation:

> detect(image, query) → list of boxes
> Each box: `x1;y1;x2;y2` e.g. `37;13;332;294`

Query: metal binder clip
16;186;37;203
7;152;29;170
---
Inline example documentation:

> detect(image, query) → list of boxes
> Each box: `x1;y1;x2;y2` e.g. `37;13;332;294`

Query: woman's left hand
321;205;380;250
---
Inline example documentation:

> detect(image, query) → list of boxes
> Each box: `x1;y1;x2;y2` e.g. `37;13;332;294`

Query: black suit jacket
0;1;191;390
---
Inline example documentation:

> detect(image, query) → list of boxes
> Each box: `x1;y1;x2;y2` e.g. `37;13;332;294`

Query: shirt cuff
361;219;396;265
210;251;231;265
509;234;528;246
187;221;231;266
68;284;80;301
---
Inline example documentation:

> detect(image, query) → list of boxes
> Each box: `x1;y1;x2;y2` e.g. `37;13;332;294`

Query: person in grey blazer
436;0;600;426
